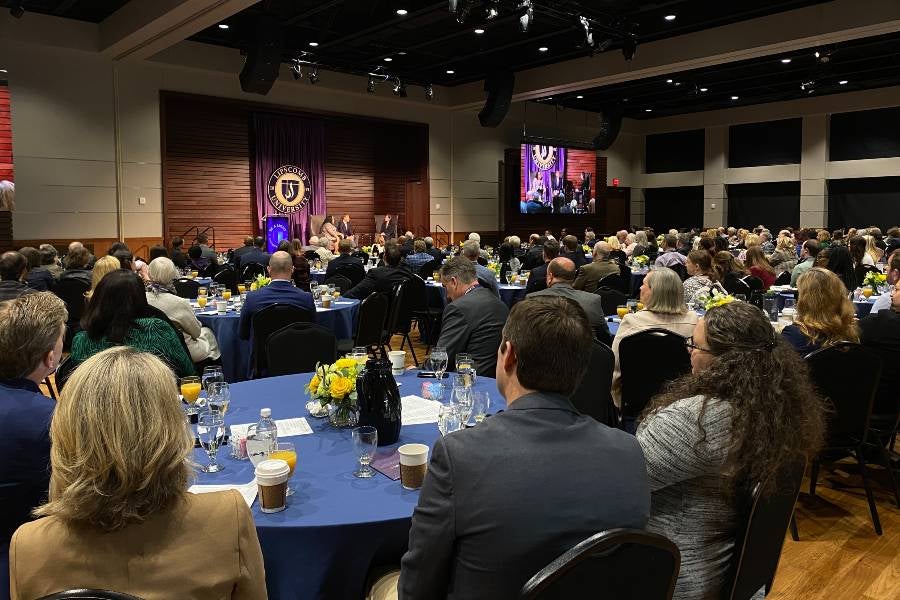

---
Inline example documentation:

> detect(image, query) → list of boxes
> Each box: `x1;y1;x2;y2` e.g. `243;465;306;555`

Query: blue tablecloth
425;281;526;309
194;371;505;600
630;270;648;297
197;299;360;382
854;296;879;318
310;269;326;284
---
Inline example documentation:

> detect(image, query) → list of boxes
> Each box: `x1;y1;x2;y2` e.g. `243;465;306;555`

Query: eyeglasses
685;337;713;353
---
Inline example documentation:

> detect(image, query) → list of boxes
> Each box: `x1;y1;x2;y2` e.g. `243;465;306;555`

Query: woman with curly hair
782;267;859;355
744;246;776;291
637;301;826;600
768;235;797;275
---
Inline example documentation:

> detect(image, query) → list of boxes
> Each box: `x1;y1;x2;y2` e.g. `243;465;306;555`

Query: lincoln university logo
267;165;311;214
531;145;558;171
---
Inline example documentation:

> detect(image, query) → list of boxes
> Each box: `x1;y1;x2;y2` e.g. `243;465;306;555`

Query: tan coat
611;309;699;407
573;260;621;293
10;490;267;600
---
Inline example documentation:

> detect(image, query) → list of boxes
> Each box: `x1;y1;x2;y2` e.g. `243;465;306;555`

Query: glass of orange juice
198;287;207;297
862;287;873;298
197;296;207;309
237;284;246;294
190;271;199;279
270;442;298;496
180;376;202;414
616;305;629;319
222;289;232;301
636;302;644;311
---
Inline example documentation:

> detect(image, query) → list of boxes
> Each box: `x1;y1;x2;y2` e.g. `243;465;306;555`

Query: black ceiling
544;32;900;119
0;0;128;22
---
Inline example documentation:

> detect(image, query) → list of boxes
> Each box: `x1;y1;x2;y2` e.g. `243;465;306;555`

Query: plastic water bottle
255;408;278;453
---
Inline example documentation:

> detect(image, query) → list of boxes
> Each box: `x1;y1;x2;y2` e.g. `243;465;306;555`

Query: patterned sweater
70;317;195;378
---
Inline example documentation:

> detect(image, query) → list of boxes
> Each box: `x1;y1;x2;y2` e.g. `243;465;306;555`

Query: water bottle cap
260;408;271;418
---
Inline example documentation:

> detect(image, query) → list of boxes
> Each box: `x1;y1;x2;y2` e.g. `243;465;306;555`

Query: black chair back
355;292;390;349
53;277;90;349
418;258;442;280
304;250;320;262
619;263;633;294
333;263;366;288
667;263;688;281
805;343;881;444
266;322;337;376
519;528;680;600
619;329;691;419
250;304;314;377
594;286;628;316
722;456;806;600
774;271;791;286
54;356;78;393
323;274;352;292
173;278;200;299
240;262;267;282
569;340;615;426
609;249;627;266
389;276;424;336
352;250;370;263
38;591;143;600
213;266;237;293
598;273;626;295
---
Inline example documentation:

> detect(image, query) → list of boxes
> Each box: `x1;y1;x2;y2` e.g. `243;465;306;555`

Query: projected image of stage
520;144;597;215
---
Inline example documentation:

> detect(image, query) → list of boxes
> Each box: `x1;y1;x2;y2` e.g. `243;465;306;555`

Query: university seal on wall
531;145;558;171
267;165;311;214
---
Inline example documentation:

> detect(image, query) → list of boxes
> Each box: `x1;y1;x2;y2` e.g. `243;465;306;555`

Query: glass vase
327;402;359;428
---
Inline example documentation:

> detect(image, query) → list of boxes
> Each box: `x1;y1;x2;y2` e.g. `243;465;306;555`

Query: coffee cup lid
255;459;290;485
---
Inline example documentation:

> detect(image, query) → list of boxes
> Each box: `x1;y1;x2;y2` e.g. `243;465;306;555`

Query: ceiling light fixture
579;15;594;47
384;57;393;62
699;87;708;92
674;82;681;86
815;51;820;58
666;79;673;83
622;38;637;61
367;75;376;93
839;80;848;85
308;42;318;47
425;84;434;101
290;60;303;80
645;108;652;112
538;46;548;52
781;58;792;64
396;9;408;16
731;95;739;100
474;28;485;34
392;78;408;98
446;69;455;74
664;14;676;21
0;69;6;73
218;24;229;30
519;0;533;33
576;95;584;99
308;67;319;84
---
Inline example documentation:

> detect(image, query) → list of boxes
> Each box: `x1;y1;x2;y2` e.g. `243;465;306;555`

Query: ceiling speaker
478;71;515;128
592;108;623;151
239;15;283;95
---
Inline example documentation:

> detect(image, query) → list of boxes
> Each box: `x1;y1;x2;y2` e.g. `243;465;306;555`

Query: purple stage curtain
523;144;566;211
252;113;326;244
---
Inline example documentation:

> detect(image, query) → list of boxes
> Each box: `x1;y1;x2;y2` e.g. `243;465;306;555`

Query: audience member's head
112;249;133;271
634;230;648;246
18;247;41;271
801;238;820;260
606;236;621;251
593;241;611;261
188;245;203;261
424;237;435;249
148;245;168;261
268;251;294;279
309;236;319;246
562;235;579;253
196;232;209;246
498;243;514;262
108;242;130;256
848;235;867;265
640;268;686;314
468;232;481;243
317;237;330;249
39;244;59;266
461;240;481;261
698;237;716;256
744;246;774;274
662;233;678;250
253;236;265;249
243;235;254;247
546;257;576;287
440;256;477;302
0;292;67;383
508;235;521;248
338;238;353;254
290;239;303;256
277;240;291;253
87;255;123;300
687;249;717;279
35;346;193;532
822;244;857;291
65;246;91;269
0;251;28;282
171;237;184;250
497;297;592;400
413;239;427;254
383;241;402;267
816;230;831;243
82;269;148;343
887;250;900;285
148;257;179;290
795;267;859;346
542;239;560;263
714;251;747;276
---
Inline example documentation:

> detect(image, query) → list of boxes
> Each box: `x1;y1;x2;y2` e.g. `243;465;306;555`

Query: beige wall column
801;114;828;228
704;126;727;228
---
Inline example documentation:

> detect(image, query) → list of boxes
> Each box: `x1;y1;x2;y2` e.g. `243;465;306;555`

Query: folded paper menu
188;479;258;508
230;417;314;440
371;450;402;481
401;395;442;425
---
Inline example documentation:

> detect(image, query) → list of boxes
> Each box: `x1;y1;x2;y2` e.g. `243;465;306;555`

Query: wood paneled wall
161;92;428;251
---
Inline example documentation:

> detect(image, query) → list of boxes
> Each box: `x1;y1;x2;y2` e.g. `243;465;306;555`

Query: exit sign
611;178;620;187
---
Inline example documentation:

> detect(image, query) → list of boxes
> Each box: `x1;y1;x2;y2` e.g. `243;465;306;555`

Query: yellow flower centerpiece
249;274;271;291
863;271;887;288
632;255;649;268
702;288;736;311
306;358;361;427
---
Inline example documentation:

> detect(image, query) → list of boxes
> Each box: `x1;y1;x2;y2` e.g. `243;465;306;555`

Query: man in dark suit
238;251;315;342
344;241;413;300
232;236;255;266
236;236;271;275
424;237;445;262
169;237;189;269
559;234;587;270
524;238;560;295
400;295;650;599
530;257;611;342
432;257;508;376
521;235;546;270
325;238;365;283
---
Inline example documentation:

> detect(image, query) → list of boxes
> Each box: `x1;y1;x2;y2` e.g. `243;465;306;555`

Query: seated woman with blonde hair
9;347;267;599
782;267;859;355
85;254;121;300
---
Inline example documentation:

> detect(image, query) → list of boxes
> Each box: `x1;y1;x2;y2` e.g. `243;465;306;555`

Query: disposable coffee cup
388;350;406;375
321;294;332;308
398;443;428;490
216;300;227;314
255;459;290;513
781;307;796;322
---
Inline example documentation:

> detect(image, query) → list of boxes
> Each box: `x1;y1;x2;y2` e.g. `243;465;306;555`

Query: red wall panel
0;83;13;182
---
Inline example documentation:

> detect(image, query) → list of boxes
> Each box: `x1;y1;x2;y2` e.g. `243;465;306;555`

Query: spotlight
579;16;594;47
454;0;472;24
448;0;458;12
425;84;434;101
392;78;407;98
801;80;816;94
308;67;319;84
218;24;230;30
396;9;408;16
10;2;24;18
290;60;303;80
485;0;500;19
367;75;376;93
839;80;849;85
519;0;533;33
622;37;637;61
664;15;676;22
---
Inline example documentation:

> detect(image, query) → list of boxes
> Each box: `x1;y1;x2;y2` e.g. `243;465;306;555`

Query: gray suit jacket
529;283;611;340
435;286;508;378
399;392;650;600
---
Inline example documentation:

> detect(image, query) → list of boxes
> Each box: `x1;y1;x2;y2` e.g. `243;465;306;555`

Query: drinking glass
455;353;473;372
222;289;232;301
207;381;230;416
763;297;778;322
504;272;513;285
333;287;341;299
197;411;225;473
197;296;208;309
783;298;796;311
430;347;448;380
202;366;224;404
734;294;747;302
270;442;297;496
198;287;208;297
352;426;378;478
451;385;473;427
209;283;219;297
437;404;461;436
627;299;638;313
237;283;246;294
616;305;629;319
180;376;201;415
351;346;368;365
471;391;490;423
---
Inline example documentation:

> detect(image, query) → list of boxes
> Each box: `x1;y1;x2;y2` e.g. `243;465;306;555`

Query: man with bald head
573;241;620;293
239;251;316;365
529;257;610;341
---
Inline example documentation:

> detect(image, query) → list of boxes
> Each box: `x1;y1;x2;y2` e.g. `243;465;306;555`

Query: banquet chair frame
519;528;680;600
386;277;425;366
173;278;200;299
250;304;315;378
53;277;90;350
341;291;389;357
266;322;337;376
568;339;616;427
212;266;237;293
618;329;691;426
774;271;792;286
323;274;353;293
240;262;268;282
721;456;806;600
594;286;628;316
38;590;144;600
332;262;366;288
804;342;897;535
598;272;628;295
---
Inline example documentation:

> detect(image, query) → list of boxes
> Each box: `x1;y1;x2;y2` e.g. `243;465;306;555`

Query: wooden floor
43;332;900;599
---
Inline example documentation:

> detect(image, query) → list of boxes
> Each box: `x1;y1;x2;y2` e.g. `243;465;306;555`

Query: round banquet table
630;269;648;297
196;299;360;382
776;290;880;318
193;370;505;600
425;280;526;308
310;269;326;284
